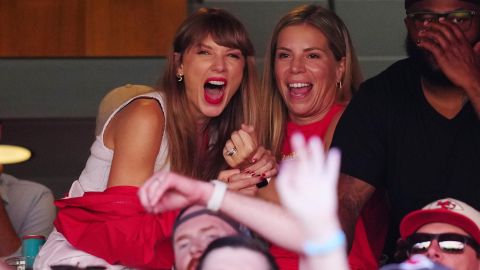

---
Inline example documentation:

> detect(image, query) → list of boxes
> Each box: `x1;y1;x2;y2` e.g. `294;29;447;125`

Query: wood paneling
0;0;186;57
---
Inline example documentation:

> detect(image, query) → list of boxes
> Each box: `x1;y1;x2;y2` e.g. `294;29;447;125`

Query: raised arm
139;171;303;251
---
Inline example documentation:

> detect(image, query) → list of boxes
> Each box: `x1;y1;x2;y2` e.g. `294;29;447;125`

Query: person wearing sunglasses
332;0;480;263
397;198;480;270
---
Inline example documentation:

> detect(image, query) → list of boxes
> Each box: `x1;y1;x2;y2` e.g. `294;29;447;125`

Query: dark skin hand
416;18;480;116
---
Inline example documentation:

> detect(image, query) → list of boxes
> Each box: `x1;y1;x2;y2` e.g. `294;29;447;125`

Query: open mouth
288;82;312;98
204;78;226;104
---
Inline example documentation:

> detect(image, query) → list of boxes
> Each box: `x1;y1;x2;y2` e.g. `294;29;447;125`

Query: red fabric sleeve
54;186;178;270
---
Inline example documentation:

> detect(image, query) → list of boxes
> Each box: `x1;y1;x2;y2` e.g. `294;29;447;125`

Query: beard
405;36;455;87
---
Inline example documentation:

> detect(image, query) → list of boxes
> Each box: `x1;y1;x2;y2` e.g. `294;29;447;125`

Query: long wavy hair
160;8;258;180
259;4;363;158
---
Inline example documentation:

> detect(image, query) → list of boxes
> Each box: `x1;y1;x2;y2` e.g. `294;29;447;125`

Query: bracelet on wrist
302;229;346;256
206;180;227;212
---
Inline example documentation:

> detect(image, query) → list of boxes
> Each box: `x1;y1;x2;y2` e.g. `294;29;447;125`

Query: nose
189;239;207;258
425;240;442;261
290;56;305;74
211;55;226;72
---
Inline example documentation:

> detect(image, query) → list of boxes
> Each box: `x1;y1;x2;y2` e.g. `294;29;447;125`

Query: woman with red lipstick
254;4;388;270
35;8;262;269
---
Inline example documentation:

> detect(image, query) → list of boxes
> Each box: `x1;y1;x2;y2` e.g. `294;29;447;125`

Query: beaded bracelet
206;180;227;212
303;230;346;256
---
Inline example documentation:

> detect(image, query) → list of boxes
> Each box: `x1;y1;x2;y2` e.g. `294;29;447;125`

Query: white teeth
208;80;225;86
288;82;310;88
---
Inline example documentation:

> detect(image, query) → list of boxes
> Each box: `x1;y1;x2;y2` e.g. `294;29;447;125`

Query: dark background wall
1;0;407;198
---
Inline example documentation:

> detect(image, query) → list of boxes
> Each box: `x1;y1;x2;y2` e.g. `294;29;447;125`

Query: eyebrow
195;43;212;50
276;46;327;53
174;225;220;243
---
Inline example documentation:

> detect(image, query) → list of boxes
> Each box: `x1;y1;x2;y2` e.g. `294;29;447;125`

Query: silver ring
226;147;238;157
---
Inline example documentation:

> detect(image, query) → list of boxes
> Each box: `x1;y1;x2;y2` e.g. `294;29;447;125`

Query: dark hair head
196;236;279;270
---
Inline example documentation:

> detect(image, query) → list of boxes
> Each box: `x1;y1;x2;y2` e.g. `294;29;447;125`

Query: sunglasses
407;233;480;254
406;10;479;31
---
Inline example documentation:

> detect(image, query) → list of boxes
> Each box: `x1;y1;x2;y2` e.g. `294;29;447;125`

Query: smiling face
177;35;245;125
173;211;238;270
274;23;345;125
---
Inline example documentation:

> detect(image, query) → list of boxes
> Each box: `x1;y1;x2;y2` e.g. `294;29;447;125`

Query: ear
174;52;184;75
335;57;346;84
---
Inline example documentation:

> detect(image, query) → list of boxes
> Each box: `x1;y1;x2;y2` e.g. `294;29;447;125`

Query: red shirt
270;104;388;270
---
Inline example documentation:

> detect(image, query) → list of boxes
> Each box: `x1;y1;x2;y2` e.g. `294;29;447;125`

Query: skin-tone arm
337;173;375;250
416;18;480;117
139;134;350;270
103;98;164;187
0;198;20;257
277;134;347;270
139;171;303;251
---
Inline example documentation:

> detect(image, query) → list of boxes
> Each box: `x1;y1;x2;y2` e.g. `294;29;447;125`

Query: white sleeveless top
34;91;169;270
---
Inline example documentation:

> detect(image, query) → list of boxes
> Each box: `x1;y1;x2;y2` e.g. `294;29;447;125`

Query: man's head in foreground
400;198;480;270
172;205;249;270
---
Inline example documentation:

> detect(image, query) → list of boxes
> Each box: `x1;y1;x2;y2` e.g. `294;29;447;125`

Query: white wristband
303;230;346;256
207;180;227;212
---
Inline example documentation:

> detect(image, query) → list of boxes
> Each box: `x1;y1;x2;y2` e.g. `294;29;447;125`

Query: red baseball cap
400;198;480;244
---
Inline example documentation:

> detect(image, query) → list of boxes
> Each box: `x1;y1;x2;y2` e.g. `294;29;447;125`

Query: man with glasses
332;0;480;263
397;198;480;270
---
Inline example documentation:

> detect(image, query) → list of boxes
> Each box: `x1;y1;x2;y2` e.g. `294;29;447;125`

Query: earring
336;80;343;89
176;73;183;82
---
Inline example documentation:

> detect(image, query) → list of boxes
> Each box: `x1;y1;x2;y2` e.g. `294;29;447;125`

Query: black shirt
332;58;480;260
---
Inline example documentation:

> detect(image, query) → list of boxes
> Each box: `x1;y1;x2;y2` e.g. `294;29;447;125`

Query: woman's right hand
223;124;258;168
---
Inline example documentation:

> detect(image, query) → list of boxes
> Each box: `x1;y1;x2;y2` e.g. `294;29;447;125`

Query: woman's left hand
241;146;278;180
217;168;264;196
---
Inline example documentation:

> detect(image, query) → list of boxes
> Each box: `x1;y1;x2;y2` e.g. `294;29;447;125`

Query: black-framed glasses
407;233;480;254
406;10;479;31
